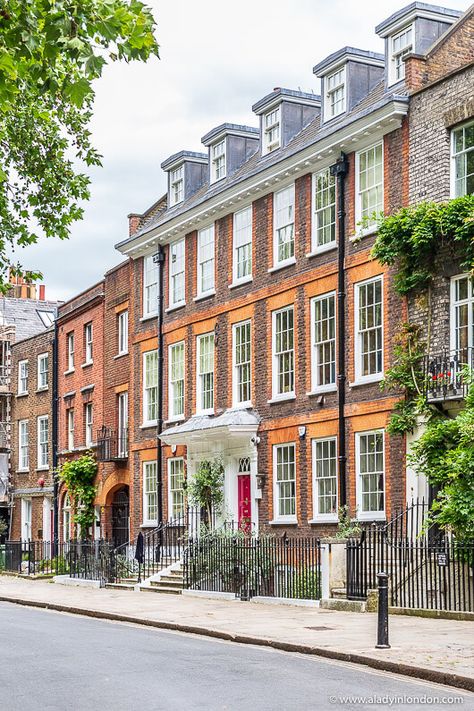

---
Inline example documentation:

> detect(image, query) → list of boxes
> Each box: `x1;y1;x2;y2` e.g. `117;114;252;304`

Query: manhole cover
305;626;334;631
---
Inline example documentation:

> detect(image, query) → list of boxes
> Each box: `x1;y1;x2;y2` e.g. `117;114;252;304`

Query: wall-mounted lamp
256;473;267;490
298;426;306;440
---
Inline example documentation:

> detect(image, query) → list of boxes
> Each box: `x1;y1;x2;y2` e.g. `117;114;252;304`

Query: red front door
238;475;251;531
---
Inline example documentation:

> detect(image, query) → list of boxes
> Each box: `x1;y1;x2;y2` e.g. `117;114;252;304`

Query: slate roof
0;297;61;343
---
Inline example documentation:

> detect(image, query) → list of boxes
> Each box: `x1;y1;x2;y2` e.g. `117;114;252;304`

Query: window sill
140;522;158;529
308;516;338;524
165;302;186;314
36;387;49;394
349;374;383;387
307;385;337;396
195;409;214;417
231;401;253;410
140;313;158;323
64;369;75;376
229;276;253;290
16;392;28;398
267;393;296;404
357;513;386;523
81;361;93;369
164;415;185;425
268;257;296;274
140;422;157;430
350;225;378;241
114;352;129;360
16;469;29;474
269;518;298;526
193;290;216;303
306;243;337;258
36;467;49;472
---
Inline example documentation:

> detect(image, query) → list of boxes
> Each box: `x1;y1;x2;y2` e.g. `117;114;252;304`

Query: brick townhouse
110;1;466;538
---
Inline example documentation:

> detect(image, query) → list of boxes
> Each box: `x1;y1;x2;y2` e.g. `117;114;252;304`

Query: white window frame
356;430;386;521
271;306;295;401
232;207;252;285
312;168;336;252
84;322;93;364
168;457;185;520
232;320;252;408
67;408;74;451
37;352;48;390
273;185;295;268
67;333;75;372
263;106;281;155
143;255;158;318
451;119;474;198
196;333;215;415
389;24;413;86
18;360;28;394
210;139;226;183
355;143;384;233
310;292;336;393
37;415;49;470
168;341;185;421
450;274;474;354
62;494;71;542
143;460;158;526
21;498;32;541
117;310;128;355
143;350;159;426
84;403;93;447
169;238;186;308
324;66;346;119
272;443;297;523
311;437;338;522
169;165;184;207
18;419;29;471
196;225;215;298
354;276;384;384
117;391;128;458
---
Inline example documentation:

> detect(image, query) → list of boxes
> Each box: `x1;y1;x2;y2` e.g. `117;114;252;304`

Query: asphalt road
0;602;471;711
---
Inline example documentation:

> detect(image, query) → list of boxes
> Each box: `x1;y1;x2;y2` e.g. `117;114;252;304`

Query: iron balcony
96;426;128;462
424;348;474;403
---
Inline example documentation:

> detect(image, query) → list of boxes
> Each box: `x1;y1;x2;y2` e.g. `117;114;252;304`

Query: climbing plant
58;452;97;538
187;458;225;526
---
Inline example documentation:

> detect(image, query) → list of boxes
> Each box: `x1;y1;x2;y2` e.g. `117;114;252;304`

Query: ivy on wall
59;453;97;538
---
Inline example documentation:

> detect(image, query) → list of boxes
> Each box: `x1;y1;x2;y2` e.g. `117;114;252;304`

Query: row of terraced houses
6;2;474;549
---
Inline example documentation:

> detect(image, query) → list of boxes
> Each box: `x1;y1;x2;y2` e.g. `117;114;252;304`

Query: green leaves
59;453;98;538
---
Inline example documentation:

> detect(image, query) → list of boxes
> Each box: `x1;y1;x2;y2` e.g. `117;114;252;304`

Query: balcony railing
0;422;10;451
0;365;10;389
424;348;474;402
96;427;128;462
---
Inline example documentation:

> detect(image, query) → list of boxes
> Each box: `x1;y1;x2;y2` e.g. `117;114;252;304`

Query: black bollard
376;572;391;649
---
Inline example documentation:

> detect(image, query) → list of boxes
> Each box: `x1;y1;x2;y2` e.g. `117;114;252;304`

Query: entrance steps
140;563;184;595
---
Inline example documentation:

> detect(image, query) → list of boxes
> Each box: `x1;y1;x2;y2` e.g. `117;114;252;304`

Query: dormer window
389;25;413;85
325;67;346;119
211;140;226;183
263;107;281;155
170;166;184;206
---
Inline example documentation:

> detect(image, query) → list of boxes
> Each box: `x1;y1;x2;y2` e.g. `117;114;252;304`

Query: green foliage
292;569;321;600
0;518;7;538
372;196;474;295
0;0;159;287
58;452;97;538
37;555;69;574
187;458;225;524
335;505;362;539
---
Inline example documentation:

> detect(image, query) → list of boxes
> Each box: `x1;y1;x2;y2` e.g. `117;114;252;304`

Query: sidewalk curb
0;594;473;694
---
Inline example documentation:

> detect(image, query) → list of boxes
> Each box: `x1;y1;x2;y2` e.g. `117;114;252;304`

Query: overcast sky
20;0;469;301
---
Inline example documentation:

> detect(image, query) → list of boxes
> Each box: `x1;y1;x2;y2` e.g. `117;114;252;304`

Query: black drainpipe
154;246;165;526
330;153;348;509
52;317;59;550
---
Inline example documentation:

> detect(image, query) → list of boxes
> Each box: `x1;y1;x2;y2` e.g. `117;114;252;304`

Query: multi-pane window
143;461;158;524
18;360;28;394
143;350;158;424
169;239;185;306
37;415;49;469
273;444;296;520
211;140;226;182
21;498;32;541
170;165;184;206
143;255;158;317
67;333;74;371
84;322;93;364
67;408;74;450
168;457;185;519
274;185;295;265
18;420;29;470
312;437;337;519
390;25;412;84
197;333;214;413
357;431;385;519
325;67;345;118
85;403;93;447
451;275;474;356
452;121;474;197
357;144;383;228
272;307;294;398
169;341;185;419
117;392;128;457
37;353;48;390
118;310;128;355
311;293;336;390
356;277;383;380
233;207;252;282
62;494;71;542
263;106;280;154
233;320;251;406
197;226;215;296
313;168;336;249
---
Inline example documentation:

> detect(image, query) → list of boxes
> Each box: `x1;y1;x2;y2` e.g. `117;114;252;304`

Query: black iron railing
424;348;474;401
96;426;128;461
184;534;321;601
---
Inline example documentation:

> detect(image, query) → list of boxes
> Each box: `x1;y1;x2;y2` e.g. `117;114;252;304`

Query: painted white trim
387;23;414;87
167;456;185;520
268;257;296;273
377;9;457;38
196;332;215;416
37;352;49;391
323;65;346;121
117;309;129;356
196;225;215;298
272;442;297;523
355;429;386;521
210;139;227;184
18;419;29;472
18;359;28;395
354;141;384;235
168;237;186;309
142;349;159;427
232;319;252;409
168;340;185;421
272;184;295;268
354;274;384;384
271;305;295;400
310;291;337;393
232;206;253;285
37;415;49;470
311;167;337;252
142;460;158;527
311;436;338;522
229;276;253;290
143;254;159;319
450;119;474;199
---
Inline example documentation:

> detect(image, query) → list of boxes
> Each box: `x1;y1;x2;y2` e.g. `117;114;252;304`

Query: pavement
1;601;471;711
0;575;473;693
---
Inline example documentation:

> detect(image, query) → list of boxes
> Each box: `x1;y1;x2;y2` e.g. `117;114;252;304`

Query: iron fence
184;534;321;601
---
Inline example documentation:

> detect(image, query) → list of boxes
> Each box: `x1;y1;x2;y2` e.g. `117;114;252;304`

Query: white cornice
377;9;458;38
